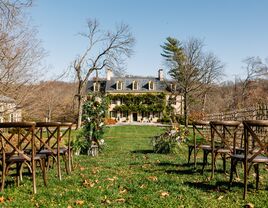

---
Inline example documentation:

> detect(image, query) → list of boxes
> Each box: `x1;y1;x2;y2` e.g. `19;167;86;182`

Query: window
116;81;123;90
110;111;117;118
132;81;138;90
170;83;176;92
123;111;128;118
93;82;100;92
149;81;154;90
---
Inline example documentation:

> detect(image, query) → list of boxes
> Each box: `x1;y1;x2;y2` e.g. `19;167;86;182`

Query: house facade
0;96;22;122
87;69;183;123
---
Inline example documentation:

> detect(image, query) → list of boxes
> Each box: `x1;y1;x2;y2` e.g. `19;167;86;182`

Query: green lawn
1;125;267;207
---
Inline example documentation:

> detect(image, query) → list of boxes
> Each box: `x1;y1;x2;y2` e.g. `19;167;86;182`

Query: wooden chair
187;121;210;170
210;121;241;178
58;122;73;174
0;122;46;194
229;120;268;199
35;122;62;180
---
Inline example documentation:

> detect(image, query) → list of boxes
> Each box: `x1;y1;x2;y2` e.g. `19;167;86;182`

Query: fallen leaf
75;200;84;205
140;184;146;189
92;168;100;174
101;196;111;205
115;198;126;203
67;206;73;208
119;189;128;194
245;203;254;208
160;192;169;197
83;179;95;188
0;196;4;203
79;166;85;171
217;195;224;200
147;176;158;181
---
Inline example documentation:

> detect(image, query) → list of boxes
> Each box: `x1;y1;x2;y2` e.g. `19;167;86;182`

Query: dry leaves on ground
0;196;4;203
217;195;224;200
160;191;169;198
147;176;158;181
101;196;111;205
83;179;95;188
115;198;126;203
75;200;84;205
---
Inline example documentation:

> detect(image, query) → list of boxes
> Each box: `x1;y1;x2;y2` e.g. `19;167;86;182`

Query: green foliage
2;126;268;207
152;126;188;154
161;37;185;63
108;93;166;113
77;94;108;154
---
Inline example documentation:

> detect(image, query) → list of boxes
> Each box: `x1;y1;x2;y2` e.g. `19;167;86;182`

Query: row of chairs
0;121;73;194
187;120;268;199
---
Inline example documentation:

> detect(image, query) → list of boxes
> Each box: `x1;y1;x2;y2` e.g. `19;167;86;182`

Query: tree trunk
184;91;188;127
76;82;84;129
77;95;83;129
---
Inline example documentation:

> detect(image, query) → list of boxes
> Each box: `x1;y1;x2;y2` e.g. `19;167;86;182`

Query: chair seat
200;145;211;150
216;148;231;154
53;147;71;154
7;155;29;163
39;149;55;155
232;154;268;163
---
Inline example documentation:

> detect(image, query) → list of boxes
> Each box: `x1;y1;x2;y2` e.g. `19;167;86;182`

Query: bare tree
162;37;224;126
0;0;45;111
239;56;267;107
73;19;135;128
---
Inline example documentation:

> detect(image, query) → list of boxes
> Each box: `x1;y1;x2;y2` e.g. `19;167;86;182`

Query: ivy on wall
107;93;166;113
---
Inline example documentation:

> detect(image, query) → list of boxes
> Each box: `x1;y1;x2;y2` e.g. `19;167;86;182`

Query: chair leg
254;164;259;190
222;154;226;174
70;150;74;172
229;158;239;189
188;146;193;164
243;161;248;200
1;160;6;192
202;150;208;174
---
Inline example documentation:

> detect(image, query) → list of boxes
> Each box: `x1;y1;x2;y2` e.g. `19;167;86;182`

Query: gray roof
0;95;15;103
87;76;171;93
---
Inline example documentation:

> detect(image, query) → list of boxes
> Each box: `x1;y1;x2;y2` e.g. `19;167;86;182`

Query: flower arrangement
75;94;108;156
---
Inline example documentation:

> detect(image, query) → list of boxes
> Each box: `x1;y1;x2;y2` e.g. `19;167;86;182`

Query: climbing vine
108;93;166;113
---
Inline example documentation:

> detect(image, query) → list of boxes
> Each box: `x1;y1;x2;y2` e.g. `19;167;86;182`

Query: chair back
0;122;36;161
243;120;268;162
210;121;241;152
192;121;210;145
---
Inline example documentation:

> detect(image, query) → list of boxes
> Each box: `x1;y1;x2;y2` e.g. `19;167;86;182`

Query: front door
132;113;138;121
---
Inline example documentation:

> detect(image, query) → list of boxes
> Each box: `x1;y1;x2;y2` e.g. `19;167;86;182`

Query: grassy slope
1;125;267;207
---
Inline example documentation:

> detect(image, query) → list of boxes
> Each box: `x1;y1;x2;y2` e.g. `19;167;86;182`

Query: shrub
151;126;188;154
78;94;108;156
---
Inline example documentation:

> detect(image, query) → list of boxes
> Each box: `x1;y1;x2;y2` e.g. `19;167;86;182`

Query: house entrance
132;113;138;122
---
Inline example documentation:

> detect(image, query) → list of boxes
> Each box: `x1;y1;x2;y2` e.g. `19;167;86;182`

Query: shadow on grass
165;169;197;175
185;181;232;193
131;150;155;154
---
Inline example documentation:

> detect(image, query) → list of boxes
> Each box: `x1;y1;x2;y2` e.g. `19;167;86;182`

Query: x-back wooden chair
210;120;241;178
229;120;268;199
0;122;45;194
35;122;62;180
188;121;210;170
58;122;73;174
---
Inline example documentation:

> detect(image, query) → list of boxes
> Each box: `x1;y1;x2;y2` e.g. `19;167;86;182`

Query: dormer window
116;81;123;90
132;81;138;90
93;82;100;92
149;81;154;90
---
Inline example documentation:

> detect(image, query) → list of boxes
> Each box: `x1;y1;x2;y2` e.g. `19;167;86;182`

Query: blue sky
29;0;268;81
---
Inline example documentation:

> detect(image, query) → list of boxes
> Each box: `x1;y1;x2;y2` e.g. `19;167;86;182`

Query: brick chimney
158;69;164;81
106;69;113;81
